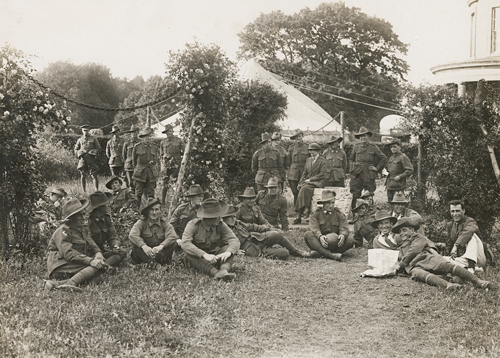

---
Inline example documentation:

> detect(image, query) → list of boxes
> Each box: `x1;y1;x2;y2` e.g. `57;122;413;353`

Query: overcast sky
1;0;470;84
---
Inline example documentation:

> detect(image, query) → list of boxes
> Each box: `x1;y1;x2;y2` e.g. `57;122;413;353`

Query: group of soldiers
40;124;495;292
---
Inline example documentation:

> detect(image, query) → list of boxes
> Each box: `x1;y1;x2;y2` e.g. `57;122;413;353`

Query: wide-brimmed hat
126;124;139;133
317;190;336;204
31;210;48;224
371;210;397;228
110;125;120;134
62;198;89;221
80;124;90;130
354;126;373;138
308;143;321;151
186;184;206;197
271;132;281;140
290;129;304;139
387;138;402;147
389;192;408;204
352;199;369;212
140;198;162;216
221;205;239;218
138;127;154;138
88;191;113;212
162;124;173;133
260;132;271;143
360;189;374;199
392;217;421;234
50;188;67;198
105;176;123;190
238;187;257;198
197;199;228;218
265;177;279;188
327;135;343;144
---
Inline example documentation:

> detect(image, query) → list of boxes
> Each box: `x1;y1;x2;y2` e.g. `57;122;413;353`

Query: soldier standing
74;124;100;192
323;135;347;187
132;127;159;209
385;138;413;202
271;132;288;192
287;129;309;205
106;125;125;178
349;127;387;211
160;124;184;205
251;132;285;192
122;124;140;190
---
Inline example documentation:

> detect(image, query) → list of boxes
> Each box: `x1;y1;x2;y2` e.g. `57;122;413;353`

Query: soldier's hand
142;245;155;258
275;229;285;235
394;175;401;181
338;234;345;247
450;245;458;259
152;245;164;255
237;249;246;256
320;235;328;248
390;262;401;272
434;242;446;249
203;253;218;263
216;251;232;263
95;252;105;261
90;259;106;269
368;165;377;171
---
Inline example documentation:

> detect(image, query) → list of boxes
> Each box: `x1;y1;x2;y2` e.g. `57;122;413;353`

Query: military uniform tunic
255;190;289;230
123;138;140;172
236;202;270;226
109;188;135;212
251;147;284;191
323;147;347;187
132;141;159;202
160;136;184;179
170;202;199;237
74;135;101;175
106;137;125;168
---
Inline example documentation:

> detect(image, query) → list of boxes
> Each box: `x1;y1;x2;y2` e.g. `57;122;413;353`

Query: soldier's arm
308;159;326;182
74;138;81;156
337;210;350;237
129;220;147;248
374;145;388;172
54;228;96;265
122;141;128;161
399;154;414;179
94;137;101;152
244;222;269;233
251;151;258;174
455;218;478;248
107;220;120;248
342;151;347;174
181;221;207;257
160;223;179;247
256;207;271;226
399;235;427;270
309;213;322;238
106;140;111;158
277;153;285;181
169;206;183;236
132;145;138;168
219;221;241;254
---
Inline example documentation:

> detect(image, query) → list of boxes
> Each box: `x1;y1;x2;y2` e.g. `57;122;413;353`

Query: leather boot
327;253;342;261
452;265;493;289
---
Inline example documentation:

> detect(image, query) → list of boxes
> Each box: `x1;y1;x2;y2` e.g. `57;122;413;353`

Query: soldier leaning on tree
74;124;101;192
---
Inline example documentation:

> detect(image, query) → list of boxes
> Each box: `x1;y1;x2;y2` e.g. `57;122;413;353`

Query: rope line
310;112;341;134
291;81;401;113
26;72;180;112
275;70;399;106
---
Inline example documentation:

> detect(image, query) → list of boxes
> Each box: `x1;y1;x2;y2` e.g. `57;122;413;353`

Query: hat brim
238;194;257;198
221;206;239;218
197;201;228;218
352;202;368;212
264;184;278;188
327;137;343;144
51;189;67;197
389;199;409;204
354;131;373;138
105;177;123;190
371;215;397;228
88;193;113;213
290;132;304;139
63;199;89;221
140;199;162;216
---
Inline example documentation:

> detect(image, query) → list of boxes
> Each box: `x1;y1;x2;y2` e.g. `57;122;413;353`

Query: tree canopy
238;1;408;132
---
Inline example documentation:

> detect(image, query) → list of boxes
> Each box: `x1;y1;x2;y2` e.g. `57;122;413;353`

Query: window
471;12;476;57
493;7;499;54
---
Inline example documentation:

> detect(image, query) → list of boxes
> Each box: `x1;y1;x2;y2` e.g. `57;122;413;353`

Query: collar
200;219;217;230
147;218;161;226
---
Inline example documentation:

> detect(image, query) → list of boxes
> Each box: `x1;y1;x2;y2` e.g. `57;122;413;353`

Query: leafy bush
35;136;80;182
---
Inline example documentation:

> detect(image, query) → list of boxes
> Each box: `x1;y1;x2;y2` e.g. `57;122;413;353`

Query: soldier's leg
436;262;493;289
387;190;396;203
126;171;134;191
263;231;305;257
103;248;127;266
327;233;355;254
134;180;146;208
304;231;341;260
51;262;101;289
295;184;315;214
79;171;87;193
131;245;153;264
161;177;169;205
154;244;174;265
262;246;289;260
88;155;100;191
410;268;451;289
184;253;219;276
288;180;299;205
349;176;363;210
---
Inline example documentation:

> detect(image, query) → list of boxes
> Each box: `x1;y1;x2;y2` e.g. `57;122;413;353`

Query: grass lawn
2;226;500;358
2;177;500;357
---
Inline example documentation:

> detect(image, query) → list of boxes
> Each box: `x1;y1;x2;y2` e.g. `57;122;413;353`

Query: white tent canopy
151;112;182;138
237;59;342;134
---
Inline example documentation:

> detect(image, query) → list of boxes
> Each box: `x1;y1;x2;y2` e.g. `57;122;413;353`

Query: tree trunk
474;80;500;187
167;115;197;220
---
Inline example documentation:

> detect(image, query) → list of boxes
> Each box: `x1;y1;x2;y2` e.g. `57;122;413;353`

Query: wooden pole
146;106;150;128
167;114;197;219
340;111;345;149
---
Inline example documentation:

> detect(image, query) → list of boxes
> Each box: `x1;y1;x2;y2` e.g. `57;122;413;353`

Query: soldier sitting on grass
105;176;136;213
87;191;127;267
371;210;399;250
255;178;289;231
303;190;355;261
181;199;240;281
38;187;67;221
44;198;112;292
390;217;494;291
170;184;207;237
222;205;313;260
129;198;178;266
352;199;377;248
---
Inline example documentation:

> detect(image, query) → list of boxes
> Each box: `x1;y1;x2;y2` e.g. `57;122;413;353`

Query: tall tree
36;61;121;130
238;2;408;132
